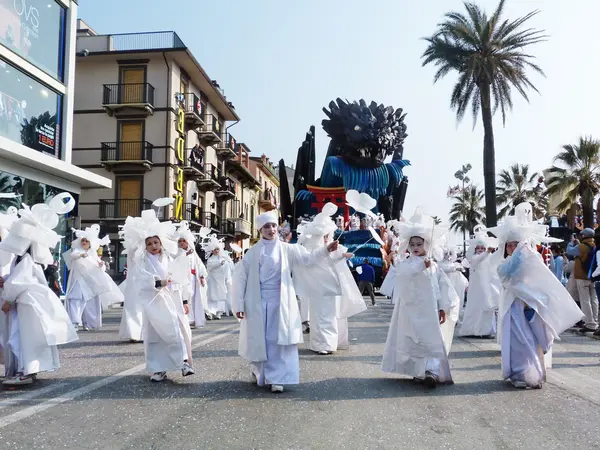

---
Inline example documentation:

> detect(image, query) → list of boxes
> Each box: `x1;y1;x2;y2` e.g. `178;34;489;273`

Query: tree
421;0;546;227
449;185;486;237
496;163;547;219
546;137;600;228
432;216;443;225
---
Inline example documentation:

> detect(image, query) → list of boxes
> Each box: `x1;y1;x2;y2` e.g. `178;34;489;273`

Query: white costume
488;203;583;388
381;209;456;385
203;236;229;317
0;194;79;383
175;221;207;327
63;225;123;330
436;246;466;353
118;254;144;341
294;203;367;353
120;205;194;380
232;211;332;389
458;228;500;337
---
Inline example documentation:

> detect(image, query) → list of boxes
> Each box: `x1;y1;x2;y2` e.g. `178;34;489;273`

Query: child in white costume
232;211;340;393
120;206;195;382
458;228;500;338
488;203;583;389
294;203;367;355
0;194;79;386
381;209;459;388
203;236;230;320
63;225;123;330
175;221;207;329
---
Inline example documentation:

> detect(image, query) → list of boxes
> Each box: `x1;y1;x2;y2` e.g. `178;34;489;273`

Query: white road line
0;324;238;429
0;383;68;411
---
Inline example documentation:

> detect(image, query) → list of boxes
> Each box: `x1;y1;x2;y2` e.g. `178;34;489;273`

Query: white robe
179;249;207;327
63;248;123;329
379;262;396;299
1;254;78;376
119;255;144;341
437;260;466;353
206;254;229;315
382;257;453;383
497;244;583;387
294;244;366;352
132;252;193;373
232;238;330;385
458;252;500;337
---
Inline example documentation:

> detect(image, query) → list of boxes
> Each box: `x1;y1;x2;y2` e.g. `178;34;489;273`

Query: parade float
278;99;411;285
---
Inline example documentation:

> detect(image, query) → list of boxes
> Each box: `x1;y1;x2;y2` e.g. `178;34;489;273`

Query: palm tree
496;163;548;219
449;185;486;237
546;137;600;228
432;216;443;225
421;0;546;227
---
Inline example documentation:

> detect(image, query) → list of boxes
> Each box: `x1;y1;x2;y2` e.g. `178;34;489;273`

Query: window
0;57;62;157
0;0;67;80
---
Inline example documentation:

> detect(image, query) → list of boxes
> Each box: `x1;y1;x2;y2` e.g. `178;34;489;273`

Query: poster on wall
0;0;65;79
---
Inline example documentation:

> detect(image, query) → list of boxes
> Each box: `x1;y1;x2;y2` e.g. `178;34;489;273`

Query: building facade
0;1;111;263
72;21;258;276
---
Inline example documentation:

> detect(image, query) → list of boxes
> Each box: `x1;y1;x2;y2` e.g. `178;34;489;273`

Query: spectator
358;258;376;306
566;228;598;332
44;260;63;298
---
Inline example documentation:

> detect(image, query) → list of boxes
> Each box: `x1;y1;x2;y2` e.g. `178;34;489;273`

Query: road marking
0;383;68;411
0;324;238;429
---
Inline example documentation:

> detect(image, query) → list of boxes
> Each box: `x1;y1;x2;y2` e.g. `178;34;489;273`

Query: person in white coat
120;205;195;382
231;210;340;393
294;203;367;354
488;203;583;389
204;237;229;320
63;225;123;330
0;193;79;386
176;221;207;329
381;209;458;388
458;228;500;338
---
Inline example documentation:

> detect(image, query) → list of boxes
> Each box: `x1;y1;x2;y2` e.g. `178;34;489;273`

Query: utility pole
454;164;472;257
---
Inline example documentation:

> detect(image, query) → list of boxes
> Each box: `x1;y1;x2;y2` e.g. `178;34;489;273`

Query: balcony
199;212;233;236
197;114;222;145
102;83;155;116
182;146;205;178
259;189;278;211
233;217;252;239
196;162;220;190
215;134;237;159
100;141;153;171
181;93;206;129
220;219;235;237
228;144;259;186
97;198;153;219
215;176;236;200
182;203;203;225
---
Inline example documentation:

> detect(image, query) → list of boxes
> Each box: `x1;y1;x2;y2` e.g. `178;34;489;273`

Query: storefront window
0;0;66;80
0;57;62;157
0;169;79;284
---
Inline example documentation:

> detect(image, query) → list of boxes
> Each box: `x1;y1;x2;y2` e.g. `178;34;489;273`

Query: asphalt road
1;300;599;450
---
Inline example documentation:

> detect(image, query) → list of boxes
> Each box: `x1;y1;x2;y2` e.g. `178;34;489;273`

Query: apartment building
72;21;249;275
0;2;110;259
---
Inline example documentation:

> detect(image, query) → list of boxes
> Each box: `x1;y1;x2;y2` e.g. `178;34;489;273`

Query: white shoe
317;350;332;355
2;374;34;386
181;362;195;377
150;372;167;382
270;384;284;393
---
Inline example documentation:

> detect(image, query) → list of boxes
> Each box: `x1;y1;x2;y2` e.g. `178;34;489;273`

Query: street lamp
454;164;472;256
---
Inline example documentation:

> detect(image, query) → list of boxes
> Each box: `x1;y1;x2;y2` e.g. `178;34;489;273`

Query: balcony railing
181;93;206;123
101;141;153;163
233;218;252;237
197;162;219;187
98;198;153;219
198;114;222;143
182;203;202;223
218;176;236;193
108;31;186;51
103;83;155;107
259;189;278;208
200;212;234;236
184;146;204;173
222;219;235;236
216;133;237;157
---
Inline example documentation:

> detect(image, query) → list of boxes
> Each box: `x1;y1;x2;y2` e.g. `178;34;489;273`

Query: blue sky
78;0;599;240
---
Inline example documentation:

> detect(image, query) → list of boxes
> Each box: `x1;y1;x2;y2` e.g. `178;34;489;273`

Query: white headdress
120;207;177;261
393;207;444;253
72;224;110;253
297;202;338;248
256;210;278;230
466;225;498;255
175;220;196;246
201;234;225;254
0;192;76;265
0;206;19;240
487;202;561;247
